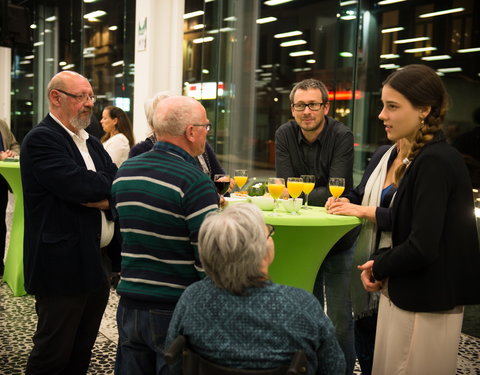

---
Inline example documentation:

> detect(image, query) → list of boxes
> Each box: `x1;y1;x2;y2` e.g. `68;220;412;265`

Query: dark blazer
372;132;480;312
20;114;118;296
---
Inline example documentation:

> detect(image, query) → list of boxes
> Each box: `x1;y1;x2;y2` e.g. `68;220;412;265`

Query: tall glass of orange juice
328;177;345;200
267;177;285;215
300;175;315;209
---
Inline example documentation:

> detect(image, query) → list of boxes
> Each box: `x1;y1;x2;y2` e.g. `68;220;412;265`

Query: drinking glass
213;174;230;195
287;177;303;204
234;170;248;192
300;175;315;209
267;177;285;216
328;177;345;201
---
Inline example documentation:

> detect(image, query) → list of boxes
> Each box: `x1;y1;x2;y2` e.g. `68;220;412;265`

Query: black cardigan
371;132;480;312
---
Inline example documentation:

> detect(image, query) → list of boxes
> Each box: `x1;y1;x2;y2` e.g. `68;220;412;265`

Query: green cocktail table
0;160;26;296
263;206;360;292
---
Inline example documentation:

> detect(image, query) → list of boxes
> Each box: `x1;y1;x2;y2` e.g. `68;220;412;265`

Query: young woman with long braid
358;64;480;375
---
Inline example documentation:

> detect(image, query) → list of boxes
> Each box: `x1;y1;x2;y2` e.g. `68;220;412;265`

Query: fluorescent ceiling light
381;27;404;33
380;54;400;59
59;61;67;66
202;69;209;74
339;52;353;57
33;41;44;47
261;64;273;68
289;50;314;57
25;55;35;59
193;36;214;44
260;72;272;76
183;10;204;19
20;60;31;65
419;8;464;18
84;0;98;3
394;37;429;44
280;40;307;47
380;64;400;69
193;24;205;30
340;1;357;6
306;59;316;63
421;55;451;61
437;67;462;73
83;10;106;18
256;17;277;24
274;31;302;38
404;47;437;53
457;47;480;53
340;15;356;20
111;60;124;67
115;73;123;78
378;0;406;5
224;16;237;22
25;73;34;77
30;24;37;29
264;0;293;5
62;64;75;70
108;25;118;31
45;16;57;22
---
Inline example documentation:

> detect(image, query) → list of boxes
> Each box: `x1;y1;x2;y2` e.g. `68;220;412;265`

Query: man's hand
82;199;110;210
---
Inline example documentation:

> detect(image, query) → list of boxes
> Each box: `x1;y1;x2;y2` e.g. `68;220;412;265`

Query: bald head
47;71;94;133
153;96;206;137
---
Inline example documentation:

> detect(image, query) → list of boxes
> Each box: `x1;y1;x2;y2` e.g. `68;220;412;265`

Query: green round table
263;206;360;292
0;161;26;296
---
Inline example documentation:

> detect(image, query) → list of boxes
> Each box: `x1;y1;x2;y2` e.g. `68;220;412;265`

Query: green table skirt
263;206;360;292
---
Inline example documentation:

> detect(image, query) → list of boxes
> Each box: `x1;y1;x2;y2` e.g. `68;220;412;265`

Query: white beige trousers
372;289;463;375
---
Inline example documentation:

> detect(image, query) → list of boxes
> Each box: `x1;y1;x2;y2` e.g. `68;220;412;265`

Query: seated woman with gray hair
165;203;345;375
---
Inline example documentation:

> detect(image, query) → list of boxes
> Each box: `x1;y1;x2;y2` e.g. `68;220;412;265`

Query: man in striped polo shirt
112;96;219;375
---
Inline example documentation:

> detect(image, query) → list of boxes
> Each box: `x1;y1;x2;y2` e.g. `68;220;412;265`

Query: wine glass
287;177;303;203
213;174;230;195
234;170;248;193
328;177;345;201
300;175;315;209
267;177;285;216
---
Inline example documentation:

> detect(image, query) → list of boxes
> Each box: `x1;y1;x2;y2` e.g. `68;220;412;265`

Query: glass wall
184;0;480;187
8;0;135;142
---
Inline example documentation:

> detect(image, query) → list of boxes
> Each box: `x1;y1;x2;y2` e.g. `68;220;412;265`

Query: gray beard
70;112;92;131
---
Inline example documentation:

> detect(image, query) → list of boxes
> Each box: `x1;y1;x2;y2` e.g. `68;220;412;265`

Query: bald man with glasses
275;78;360;375
21;71;118;375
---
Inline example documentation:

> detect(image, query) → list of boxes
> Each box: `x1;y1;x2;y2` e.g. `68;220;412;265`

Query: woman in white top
100;106;135;167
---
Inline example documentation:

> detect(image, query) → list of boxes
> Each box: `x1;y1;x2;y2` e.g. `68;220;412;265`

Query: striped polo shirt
112;141;219;309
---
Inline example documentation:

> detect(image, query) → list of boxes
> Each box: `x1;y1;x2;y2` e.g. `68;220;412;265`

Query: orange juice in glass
328;177;345;200
267;177;285;215
234;170;248;191
287;177;303;199
300;175;315;209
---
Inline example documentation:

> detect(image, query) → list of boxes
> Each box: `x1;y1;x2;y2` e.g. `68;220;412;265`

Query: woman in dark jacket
357;64;480;375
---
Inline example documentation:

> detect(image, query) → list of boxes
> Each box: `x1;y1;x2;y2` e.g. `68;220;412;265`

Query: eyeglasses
192;122;212;132
266;224;275;239
55;89;97;104
291;102;327;111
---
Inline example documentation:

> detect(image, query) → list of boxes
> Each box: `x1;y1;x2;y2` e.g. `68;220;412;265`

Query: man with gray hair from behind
166;203;345;375
112;95;220;375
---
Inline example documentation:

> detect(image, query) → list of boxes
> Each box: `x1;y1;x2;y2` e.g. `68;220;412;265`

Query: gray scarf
351;145;395;319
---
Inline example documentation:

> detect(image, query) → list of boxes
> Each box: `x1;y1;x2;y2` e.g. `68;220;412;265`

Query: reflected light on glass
306;59;316;63
111;60;124;67
183;10;204;19
394;37;429;44
193;24;205;30
274;31;302;38
256;17;277;24
340;52;353;57
381;27;404;33
378;0;406;5
280;40;306;47
340;1;357;6
404;47;437;53
289;50;314;57
380;54;400;59
83;10;107;18
421;55;451;61
264;0;293;5
437;67;462;73
380;64;400;69
45;16;57;22
340;15;356;20
193;36;214;44
457;47;480;53
59;61;67;66
62;64;75;70
419;8;465;18
30;24;37;29
25;55;35;59
108;25;118;31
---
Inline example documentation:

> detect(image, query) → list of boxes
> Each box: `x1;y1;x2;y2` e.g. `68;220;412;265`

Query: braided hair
382;65;449;185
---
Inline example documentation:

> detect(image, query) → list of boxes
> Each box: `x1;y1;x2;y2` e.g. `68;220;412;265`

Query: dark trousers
0;176;8;272
354;313;378;375
25;279;110;375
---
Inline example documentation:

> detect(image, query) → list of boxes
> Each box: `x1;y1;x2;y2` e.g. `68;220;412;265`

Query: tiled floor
0;281;479;375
